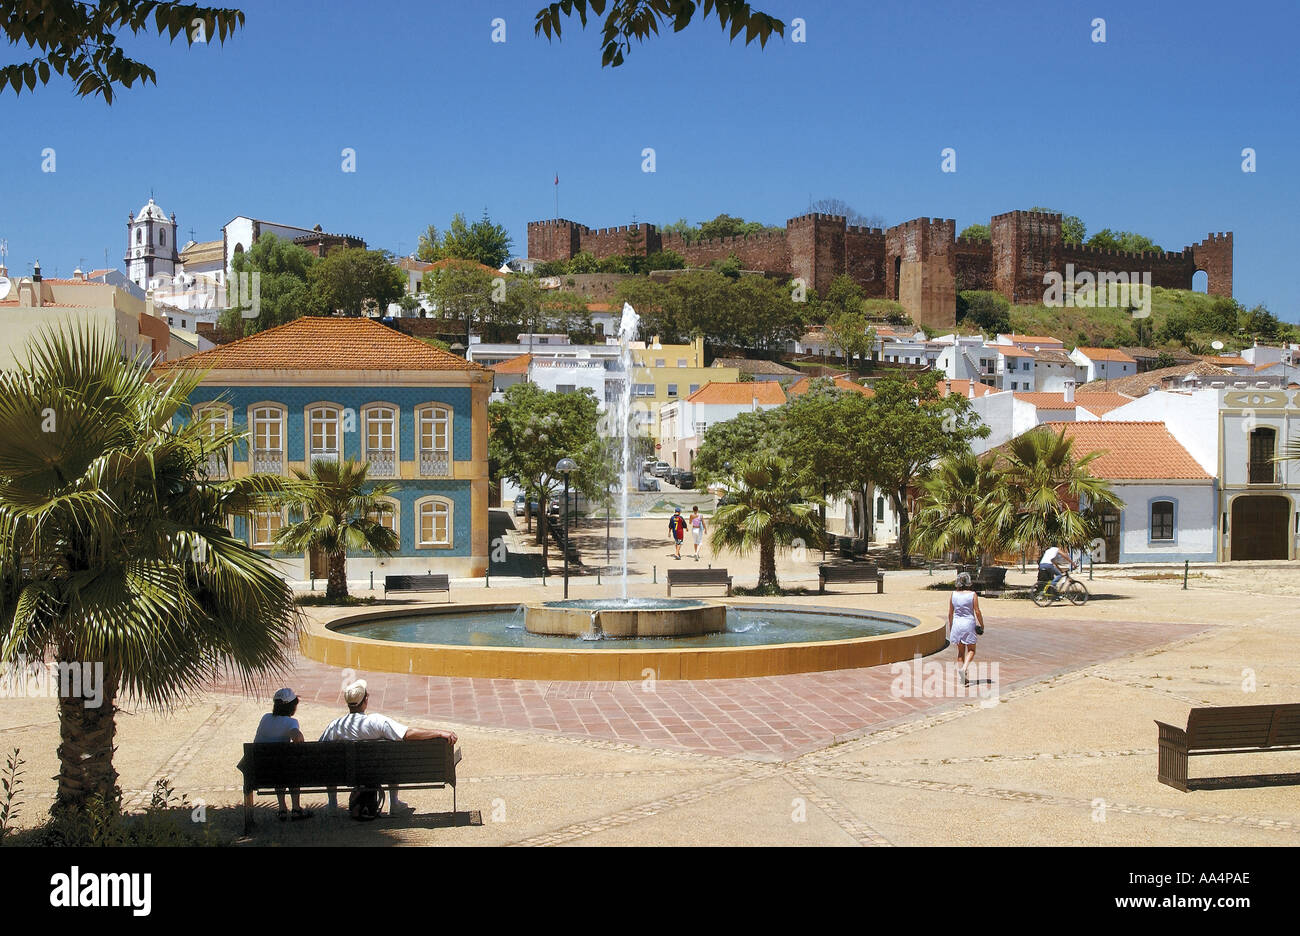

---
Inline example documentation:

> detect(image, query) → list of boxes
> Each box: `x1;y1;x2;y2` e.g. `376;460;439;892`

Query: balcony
309;449;340;467
367;450;397;478
252;449;283;474
419;449;451;478
1248;461;1279;484
204;453;228;479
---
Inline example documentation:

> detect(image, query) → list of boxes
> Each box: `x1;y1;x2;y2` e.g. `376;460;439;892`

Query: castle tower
885;217;957;328
125;197;179;289
786;213;846;295
1190;232;1233;297
991;210;1061;304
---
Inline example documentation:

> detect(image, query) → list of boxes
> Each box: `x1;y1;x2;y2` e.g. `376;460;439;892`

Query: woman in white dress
947;572;986;685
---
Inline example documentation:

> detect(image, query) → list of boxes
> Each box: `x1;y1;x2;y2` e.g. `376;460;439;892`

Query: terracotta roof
786;376;875;397
1032;349;1075;365
1199;354;1250;367
686;381;786;405
1074;347;1137;363
586;302;612;312
712;357;802;376
1012;392;1078;410
992;344;1035;358
1000;334;1063;345
492;353;532;374
1072;392;1136;415
179;240;223;265
152;316;486;372
1037;421;1211;480
1082;361;1235;396
938;379;998;399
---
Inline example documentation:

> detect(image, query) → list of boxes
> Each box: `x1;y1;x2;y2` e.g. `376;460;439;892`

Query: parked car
637;476;660;492
513;494;526;516
652;461;670;478
642;457;658;473
666;467;682;485
676;471;696;490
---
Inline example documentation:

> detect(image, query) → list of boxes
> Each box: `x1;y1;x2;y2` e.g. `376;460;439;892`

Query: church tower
125;197;179;289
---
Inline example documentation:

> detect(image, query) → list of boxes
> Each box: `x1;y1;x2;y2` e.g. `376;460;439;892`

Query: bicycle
1032;571;1089;607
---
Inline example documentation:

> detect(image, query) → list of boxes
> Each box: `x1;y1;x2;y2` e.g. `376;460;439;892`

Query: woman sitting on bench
253;688;312;822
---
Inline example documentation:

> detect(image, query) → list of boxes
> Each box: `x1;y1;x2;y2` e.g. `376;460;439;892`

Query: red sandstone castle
527;211;1233;328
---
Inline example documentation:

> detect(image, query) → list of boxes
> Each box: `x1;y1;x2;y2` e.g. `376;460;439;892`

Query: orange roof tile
1199;354;1249;367
1012;392;1077;409
1072;392;1136;414
1075;347;1137;363
152;316;485;372
492;353;532;374
992;344;1035;357
786;376;875;397
686;381;786;405
939;379;998;398
1001;334;1063;345
1037;421;1210;480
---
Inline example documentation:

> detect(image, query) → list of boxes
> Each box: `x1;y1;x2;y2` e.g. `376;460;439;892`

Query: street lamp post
556;457;578;598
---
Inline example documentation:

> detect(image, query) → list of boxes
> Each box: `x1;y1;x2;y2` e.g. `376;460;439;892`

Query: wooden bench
384;573;450;601
818;562;884;594
1156;703;1300;791
836;536;867;559
238;738;461;831
666;567;732;596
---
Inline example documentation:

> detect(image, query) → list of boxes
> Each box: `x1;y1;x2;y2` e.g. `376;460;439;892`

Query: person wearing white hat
319;679;458;815
253;688;310;821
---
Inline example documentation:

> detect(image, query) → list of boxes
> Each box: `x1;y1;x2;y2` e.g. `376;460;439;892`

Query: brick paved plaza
3;522;1296;846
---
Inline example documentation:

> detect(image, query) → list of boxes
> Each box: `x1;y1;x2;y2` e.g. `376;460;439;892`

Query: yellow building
627;336;739;439
0;264;193;370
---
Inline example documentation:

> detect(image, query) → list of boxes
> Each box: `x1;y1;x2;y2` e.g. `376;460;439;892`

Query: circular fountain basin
525;598;726;638
303;602;945;681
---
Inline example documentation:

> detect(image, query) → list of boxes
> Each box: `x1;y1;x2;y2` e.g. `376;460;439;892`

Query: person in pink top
688;506;708;561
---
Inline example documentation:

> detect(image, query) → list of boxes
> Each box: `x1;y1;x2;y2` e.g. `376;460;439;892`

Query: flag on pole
554;173;559;185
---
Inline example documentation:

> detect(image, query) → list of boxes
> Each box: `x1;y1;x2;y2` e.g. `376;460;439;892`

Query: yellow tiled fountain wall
302;604;945;680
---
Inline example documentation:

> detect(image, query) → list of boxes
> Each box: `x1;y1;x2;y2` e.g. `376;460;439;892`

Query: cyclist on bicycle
1039;544;1076;592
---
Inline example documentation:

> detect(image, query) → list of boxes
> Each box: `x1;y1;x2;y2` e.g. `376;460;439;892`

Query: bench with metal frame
1156;703;1300;791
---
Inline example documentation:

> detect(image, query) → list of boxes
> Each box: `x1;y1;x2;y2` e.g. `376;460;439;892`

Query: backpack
348;785;386;821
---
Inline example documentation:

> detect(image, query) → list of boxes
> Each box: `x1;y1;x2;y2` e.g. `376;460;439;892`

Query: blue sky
2;0;1297;318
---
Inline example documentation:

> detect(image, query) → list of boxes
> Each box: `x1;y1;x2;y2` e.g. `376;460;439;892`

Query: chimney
1063;379;1075;403
32;260;41;285
967;381;974;400
18;277;37;307
944;378;951;396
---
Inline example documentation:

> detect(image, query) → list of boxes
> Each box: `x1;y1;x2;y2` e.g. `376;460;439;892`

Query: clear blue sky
3;0;1297;318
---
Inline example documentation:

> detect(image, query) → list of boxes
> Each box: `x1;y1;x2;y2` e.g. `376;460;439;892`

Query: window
250;405;285;473
416;497;453;547
136;229;142;245
251;509;283;546
195;405;231;478
689;384;699;395
1249;427;1277;483
417;405;451;477
1010;381;1018;391
667;384;678;397
307;405;341;464
677;359;687;368
1150;501;1174;541
876;497;885;522
556;384;576;394
368;499;398;536
1023;361;1031;371
633;384;655;397
538;337;549;344
363;405;397;478
694;422;708;435
160;229;167;246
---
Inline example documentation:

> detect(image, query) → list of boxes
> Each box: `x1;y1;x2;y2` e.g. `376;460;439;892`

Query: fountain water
615;301;639;598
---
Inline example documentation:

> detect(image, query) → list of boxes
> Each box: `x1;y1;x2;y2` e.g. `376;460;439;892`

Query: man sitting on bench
319;679;458;816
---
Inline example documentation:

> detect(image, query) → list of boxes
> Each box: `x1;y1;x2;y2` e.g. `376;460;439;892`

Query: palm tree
911;451;1008;565
987;426;1122;557
0;327;302;820
274;458;399;601
710;454;823;590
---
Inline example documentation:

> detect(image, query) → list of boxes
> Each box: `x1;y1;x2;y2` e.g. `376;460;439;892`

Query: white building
1071;346;1138;382
658;381;787;470
124;198;179;290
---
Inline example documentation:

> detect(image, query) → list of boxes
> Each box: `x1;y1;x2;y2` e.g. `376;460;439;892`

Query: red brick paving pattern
210;615;1208;759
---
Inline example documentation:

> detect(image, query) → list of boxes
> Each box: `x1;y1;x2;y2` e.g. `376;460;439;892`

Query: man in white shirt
1038;544;1075;591
320;679;458;815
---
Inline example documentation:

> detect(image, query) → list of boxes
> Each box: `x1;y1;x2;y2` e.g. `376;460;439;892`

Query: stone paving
2;561;1297;846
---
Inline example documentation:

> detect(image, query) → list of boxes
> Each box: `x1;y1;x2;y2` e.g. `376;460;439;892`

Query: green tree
910;451;1008;565
956;290;1011;335
825;308;876;364
986;426;1122;556
644;249;686;271
709;453;822;590
568;250;601;274
535;1;784;67
308;248;405;316
863;371;987;566
659;218;700;243
861;298;910;324
1;1;242;102
488;383;604;566
1087;228;1162;254
423;259;495;341
958;224;990;242
1032;206;1086;245
218;233;320;336
782;384;878;541
0;327;301;821
273;459;399;601
417;211;513;268
693;407;786;484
